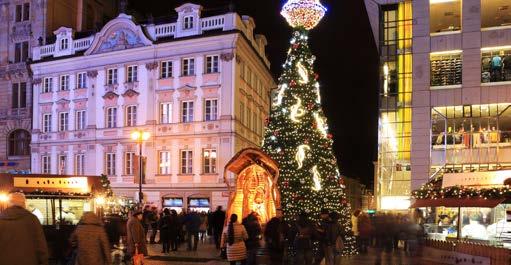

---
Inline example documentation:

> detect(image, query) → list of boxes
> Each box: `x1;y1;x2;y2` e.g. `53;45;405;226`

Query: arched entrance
224;148;280;224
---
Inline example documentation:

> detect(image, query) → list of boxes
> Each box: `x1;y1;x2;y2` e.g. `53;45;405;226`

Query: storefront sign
13;177;89;192
442;170;511;188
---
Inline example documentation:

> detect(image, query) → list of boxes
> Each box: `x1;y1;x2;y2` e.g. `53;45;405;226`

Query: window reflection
430;0;462;34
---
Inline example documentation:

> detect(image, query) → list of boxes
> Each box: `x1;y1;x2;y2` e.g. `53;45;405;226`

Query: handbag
133;245;144;265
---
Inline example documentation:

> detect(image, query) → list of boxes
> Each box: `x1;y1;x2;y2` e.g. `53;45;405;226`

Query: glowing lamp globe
281;0;327;30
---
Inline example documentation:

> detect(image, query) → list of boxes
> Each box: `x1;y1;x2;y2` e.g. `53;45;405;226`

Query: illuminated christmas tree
262;0;357;255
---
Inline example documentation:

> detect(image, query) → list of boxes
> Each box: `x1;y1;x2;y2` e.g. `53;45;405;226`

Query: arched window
8;129;30;156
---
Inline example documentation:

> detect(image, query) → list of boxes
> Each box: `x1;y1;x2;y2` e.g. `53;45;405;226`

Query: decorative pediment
85;14;152;56
122;88;140;98
102;91;119;100
56;98;71;105
177;85;197;92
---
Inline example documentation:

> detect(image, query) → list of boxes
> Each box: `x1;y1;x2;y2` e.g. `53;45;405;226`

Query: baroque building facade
0;0;117;173
30;3;274;209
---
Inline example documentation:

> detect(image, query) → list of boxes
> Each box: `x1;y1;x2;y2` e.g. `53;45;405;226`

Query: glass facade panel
430;0;461;34
481;0;511;28
482;47;511;83
431;52;462;87
378;2;413;208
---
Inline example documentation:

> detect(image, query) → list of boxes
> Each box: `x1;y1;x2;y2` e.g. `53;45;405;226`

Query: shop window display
430;0;461;34
26;198;90;225
431;52;462;87
481;49;511;83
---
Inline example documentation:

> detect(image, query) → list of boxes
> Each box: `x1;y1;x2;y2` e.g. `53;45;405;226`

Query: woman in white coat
221;214;248;265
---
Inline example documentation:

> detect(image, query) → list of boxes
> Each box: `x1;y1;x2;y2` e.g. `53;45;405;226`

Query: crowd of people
0;192;427;265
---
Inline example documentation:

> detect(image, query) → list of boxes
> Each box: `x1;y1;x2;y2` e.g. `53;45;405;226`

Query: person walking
158;208;172;253
221;214;248;265
357;212;372;253
264;209;288;265
127;211;148;260
328;212;344;265
142;206;151;241
313;209;334;265
149;206;159;244
69;212;112;265
242;212;262;265
169;209;180;251
212;206;226;249
0;192;49;265
184;210;201;251
290;212;316;265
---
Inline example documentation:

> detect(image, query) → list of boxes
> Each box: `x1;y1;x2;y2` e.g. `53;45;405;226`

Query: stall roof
224;148;279;176
411;198;506;208
0;173;103;194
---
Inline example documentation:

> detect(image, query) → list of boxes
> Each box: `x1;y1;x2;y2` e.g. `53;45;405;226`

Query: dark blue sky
127;0;379;186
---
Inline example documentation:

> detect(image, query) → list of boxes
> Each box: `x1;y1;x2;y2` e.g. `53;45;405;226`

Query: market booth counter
411;171;511;264
0;173;106;263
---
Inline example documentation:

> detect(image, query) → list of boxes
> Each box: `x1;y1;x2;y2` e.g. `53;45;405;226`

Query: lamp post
131;130;150;204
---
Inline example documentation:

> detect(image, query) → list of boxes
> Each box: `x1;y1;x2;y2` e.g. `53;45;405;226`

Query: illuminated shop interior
430;51;462;87
431;104;511;174
377;1;413;210
481;46;511;83
430;0;461;34
481;0;511;29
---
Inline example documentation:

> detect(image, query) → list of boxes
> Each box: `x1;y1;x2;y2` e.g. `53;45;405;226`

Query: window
15;3;29;22
127;65;138;82
481;0;511;28
43;77;53;93
430;52;462;87
184;16;194;29
8;130;30;156
182;101;194;123
203;149;217;174
106;107;117;128
430;0;461;34
247;109;252;130
160;102;172;124
161;61;172;78
59;112;69;131
42;114;52;133
204;99;218;121
206;55;220;73
77;72;87;89
159;151;171;174
58;155;66;175
253;112;258;133
105;153;116;175
75;154;85;175
107;68;118;85
59;75;70;91
240;102;245;124
60;38;69;50
180;150;193;174
481;47;511;83
182;58;195;76
125;152;135;175
75;110;86;130
431;104;511;172
12;82;26;109
125;105;137;127
41;156;51;174
14;41;29;63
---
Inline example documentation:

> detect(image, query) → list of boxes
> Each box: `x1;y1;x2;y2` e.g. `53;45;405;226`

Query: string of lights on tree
262;0;356;255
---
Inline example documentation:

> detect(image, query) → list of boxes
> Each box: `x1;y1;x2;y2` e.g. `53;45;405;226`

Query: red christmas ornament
290;80;296;87
307;103;314;110
293;43;300;49
327;133;333;139
314;73;319;80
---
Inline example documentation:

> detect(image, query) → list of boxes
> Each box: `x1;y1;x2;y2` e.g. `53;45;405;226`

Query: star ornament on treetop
281;0;327;30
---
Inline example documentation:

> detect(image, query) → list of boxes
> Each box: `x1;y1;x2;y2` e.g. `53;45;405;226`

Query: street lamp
131;130;150;204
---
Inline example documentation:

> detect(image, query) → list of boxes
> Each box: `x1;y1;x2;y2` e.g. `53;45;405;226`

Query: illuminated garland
412;183;511;200
281;0;327;30
290;95;306;122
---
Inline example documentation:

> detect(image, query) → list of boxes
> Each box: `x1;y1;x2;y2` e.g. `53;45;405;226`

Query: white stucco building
29;3;274;210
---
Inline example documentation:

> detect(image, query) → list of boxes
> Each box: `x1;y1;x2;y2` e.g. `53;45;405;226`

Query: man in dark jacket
212;206;226;249
0;192;49;265
184;211;201;251
313;209;334;265
70;212;112;265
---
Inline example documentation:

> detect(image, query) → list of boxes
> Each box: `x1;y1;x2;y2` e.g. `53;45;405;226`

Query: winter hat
8;192;26;208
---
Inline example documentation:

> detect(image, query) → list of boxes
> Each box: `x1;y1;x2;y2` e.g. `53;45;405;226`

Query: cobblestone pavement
143;237;426;265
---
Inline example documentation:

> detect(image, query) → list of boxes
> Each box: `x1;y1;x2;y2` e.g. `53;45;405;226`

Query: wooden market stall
223;148;280;224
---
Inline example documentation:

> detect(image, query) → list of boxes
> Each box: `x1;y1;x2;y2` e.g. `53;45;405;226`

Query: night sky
127;0;379;186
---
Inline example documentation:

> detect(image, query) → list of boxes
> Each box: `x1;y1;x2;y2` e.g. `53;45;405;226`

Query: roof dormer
175;3;203;38
54;27;74;57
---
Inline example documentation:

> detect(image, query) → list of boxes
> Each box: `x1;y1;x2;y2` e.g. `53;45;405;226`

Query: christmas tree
262;0;357;255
